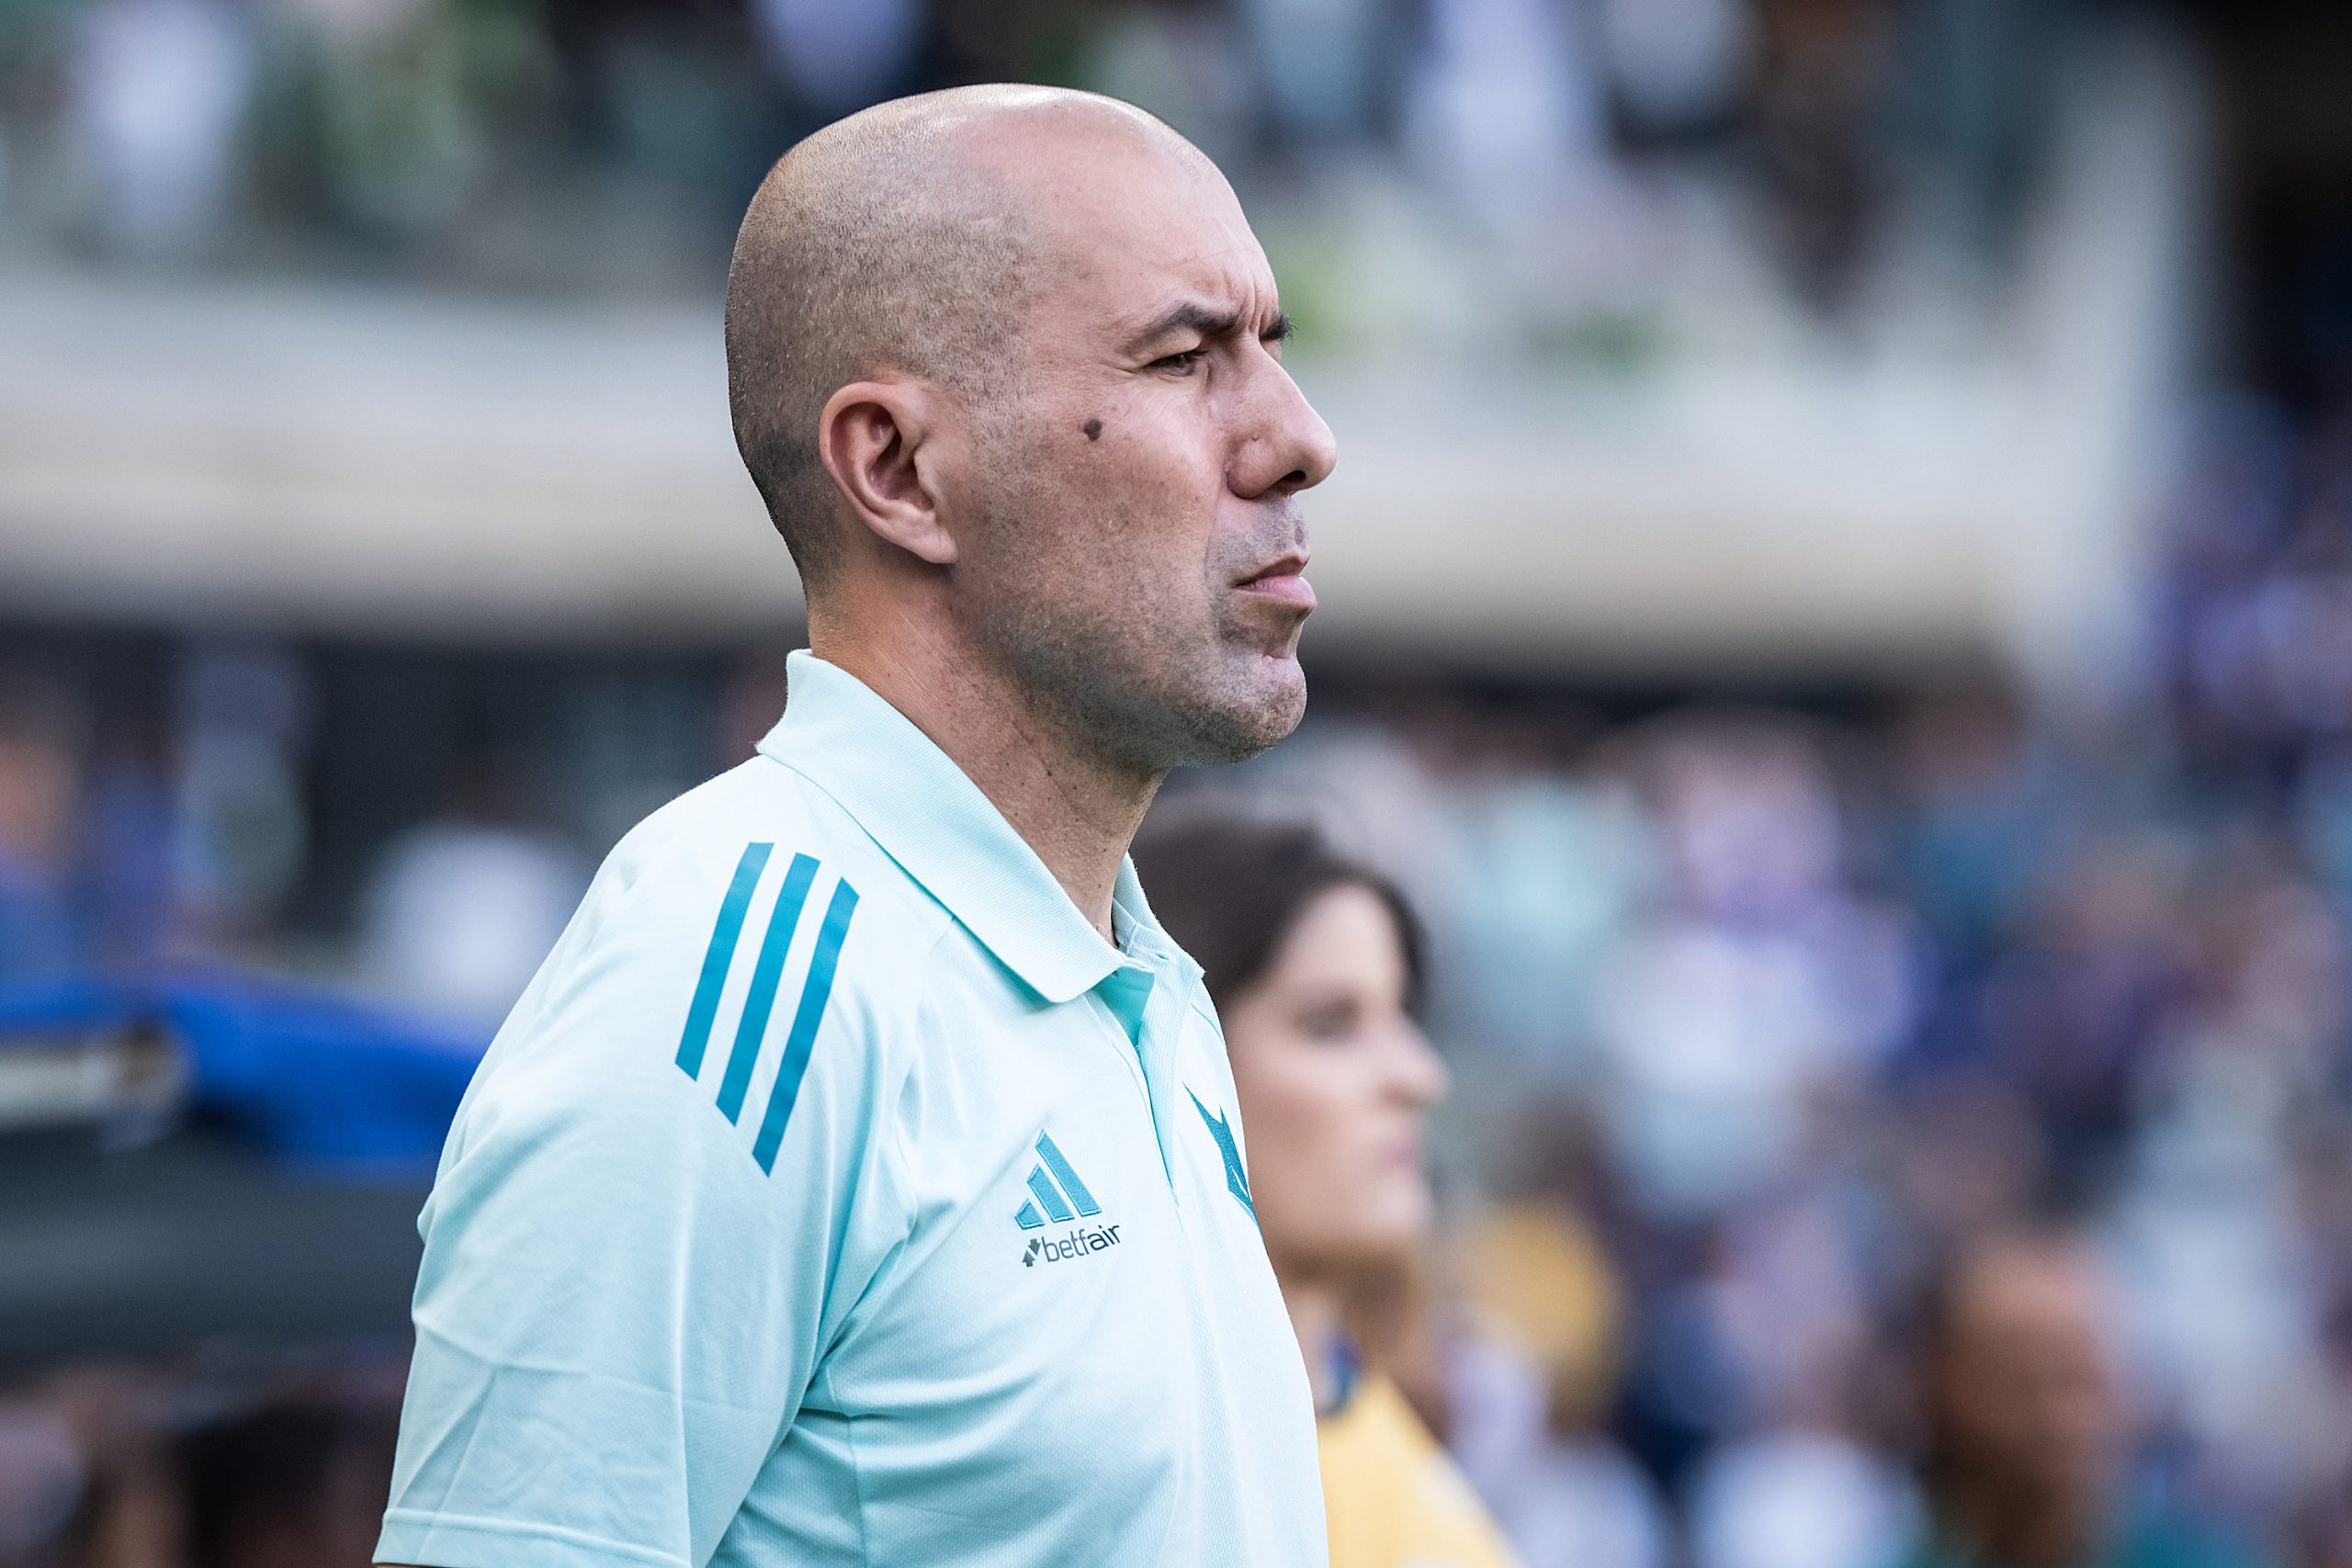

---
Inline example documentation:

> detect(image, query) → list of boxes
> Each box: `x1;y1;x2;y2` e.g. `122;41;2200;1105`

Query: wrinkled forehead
965;116;1275;333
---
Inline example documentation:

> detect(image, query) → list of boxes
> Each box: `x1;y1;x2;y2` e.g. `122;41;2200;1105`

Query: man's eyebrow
1125;301;1295;355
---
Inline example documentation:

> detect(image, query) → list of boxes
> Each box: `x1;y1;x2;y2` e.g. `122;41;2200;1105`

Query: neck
1932;1470;2107;1568
812;604;1159;942
1282;1276;1346;1415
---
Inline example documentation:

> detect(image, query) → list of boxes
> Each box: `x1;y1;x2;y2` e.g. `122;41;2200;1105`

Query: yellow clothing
1317;1373;1521;1568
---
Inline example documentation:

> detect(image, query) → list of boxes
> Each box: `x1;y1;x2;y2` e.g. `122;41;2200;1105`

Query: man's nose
1229;355;1337;500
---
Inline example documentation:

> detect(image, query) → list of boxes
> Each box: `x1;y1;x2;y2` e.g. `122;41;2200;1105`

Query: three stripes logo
675;841;859;1175
1015;1132;1122;1267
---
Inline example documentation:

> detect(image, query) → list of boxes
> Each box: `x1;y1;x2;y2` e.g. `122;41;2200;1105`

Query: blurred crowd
0;0;2064;348
3;0;2346;1565
9;384;2352;1564
1190;387;2352;1568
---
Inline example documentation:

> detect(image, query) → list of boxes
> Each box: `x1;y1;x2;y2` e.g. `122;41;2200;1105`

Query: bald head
729;84;1333;776
725;86;1206;590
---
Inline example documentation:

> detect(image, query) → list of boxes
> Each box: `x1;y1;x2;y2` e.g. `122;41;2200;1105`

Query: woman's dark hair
1131;810;1426;1016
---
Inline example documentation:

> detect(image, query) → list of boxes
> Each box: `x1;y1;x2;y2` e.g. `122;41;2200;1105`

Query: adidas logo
674;842;861;1176
1014;1131;1101;1228
1015;1132;1122;1267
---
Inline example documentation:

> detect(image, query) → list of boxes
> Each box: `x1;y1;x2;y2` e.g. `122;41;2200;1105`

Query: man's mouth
1235;553;1316;611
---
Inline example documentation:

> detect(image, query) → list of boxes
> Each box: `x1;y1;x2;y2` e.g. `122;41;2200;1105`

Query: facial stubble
962;457;1307;778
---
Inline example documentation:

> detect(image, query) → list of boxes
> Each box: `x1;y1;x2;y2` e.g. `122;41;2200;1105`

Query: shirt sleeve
377;839;905;1568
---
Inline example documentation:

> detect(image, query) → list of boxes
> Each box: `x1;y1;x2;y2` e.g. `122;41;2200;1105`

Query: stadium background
3;0;2352;1563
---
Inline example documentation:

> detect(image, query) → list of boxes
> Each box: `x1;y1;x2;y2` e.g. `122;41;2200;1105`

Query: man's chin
1182;657;1306;765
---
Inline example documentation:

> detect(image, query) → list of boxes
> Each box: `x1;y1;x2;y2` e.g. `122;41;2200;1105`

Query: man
1900;1227;2263;1568
375;84;1338;1568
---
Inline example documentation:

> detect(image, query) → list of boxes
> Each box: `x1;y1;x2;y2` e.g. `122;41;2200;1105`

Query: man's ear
817;378;958;566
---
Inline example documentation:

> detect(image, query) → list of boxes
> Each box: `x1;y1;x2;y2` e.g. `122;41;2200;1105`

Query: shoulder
575;753;955;1014
1321;1375;1436;1461
448;757;954;1161
1321;1378;1520;1568
599;757;950;941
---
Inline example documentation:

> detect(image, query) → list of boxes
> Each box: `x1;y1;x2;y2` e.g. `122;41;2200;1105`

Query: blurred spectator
1238;0;1391;148
352;750;588;1027
1430;757;1651;1086
68;0;253;259
1076;1;1256;170
1897;1226;2264;1568
0;1398;85;1564
7;1365;183;1568
1447;1202;1671;1568
0;0;2071;333
1589;716;1916;1222
177;1393;398;1568
1135;811;1520;1568
170;646;310;957
1687;1427;1915;1568
0;671;84;981
1404;0;1600;209
748;0;922;118
1888;683;2061;975
78;730;178;975
1596;0;1752;141
1748;0;1899;307
0;1364;401;1568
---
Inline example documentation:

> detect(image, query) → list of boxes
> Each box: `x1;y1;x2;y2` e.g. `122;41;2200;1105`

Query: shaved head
725;86;1196;588
727;83;1333;782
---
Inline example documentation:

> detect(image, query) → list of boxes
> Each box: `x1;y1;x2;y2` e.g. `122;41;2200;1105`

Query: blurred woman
1134;812;1519;1568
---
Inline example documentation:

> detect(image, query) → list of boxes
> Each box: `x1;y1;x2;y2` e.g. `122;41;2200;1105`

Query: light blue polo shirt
378;651;1326;1568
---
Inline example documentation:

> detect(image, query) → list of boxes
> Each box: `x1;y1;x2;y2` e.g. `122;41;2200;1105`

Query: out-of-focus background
1;0;2349;1563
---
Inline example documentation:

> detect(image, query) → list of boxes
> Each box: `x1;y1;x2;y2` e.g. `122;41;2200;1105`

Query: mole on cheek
1082;419;1102;442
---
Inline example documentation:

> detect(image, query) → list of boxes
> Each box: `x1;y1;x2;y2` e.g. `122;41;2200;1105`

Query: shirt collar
758;650;1179;1005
